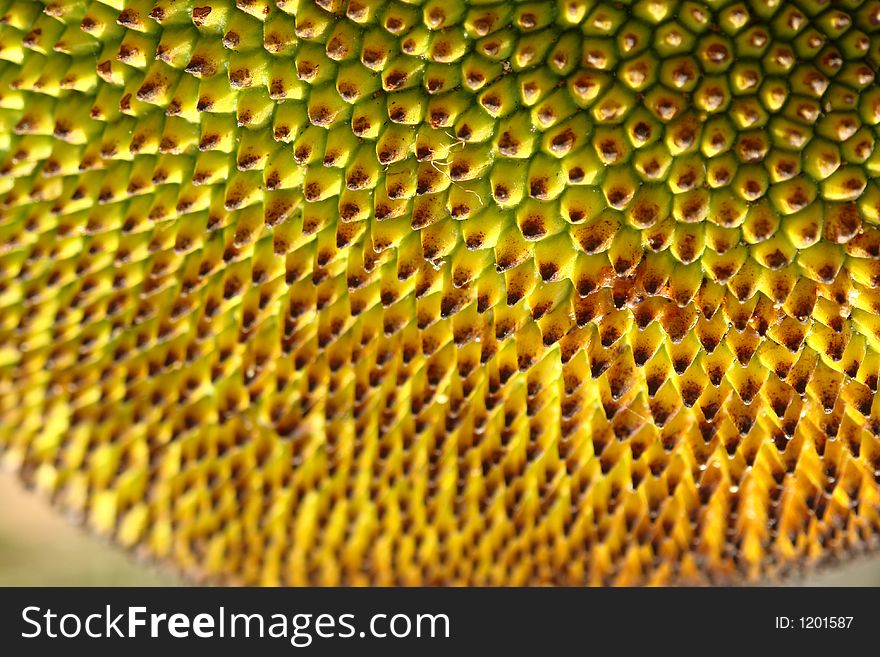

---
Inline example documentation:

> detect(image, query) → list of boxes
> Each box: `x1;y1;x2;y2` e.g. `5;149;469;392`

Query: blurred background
0;473;178;586
1;471;878;586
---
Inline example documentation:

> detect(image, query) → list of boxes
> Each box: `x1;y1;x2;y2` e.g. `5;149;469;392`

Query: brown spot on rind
520;215;546;240
384;70;407;90
192;6;212;23
497;132;519;156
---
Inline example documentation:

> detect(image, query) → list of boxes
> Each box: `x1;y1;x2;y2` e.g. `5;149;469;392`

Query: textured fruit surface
3;0;880;586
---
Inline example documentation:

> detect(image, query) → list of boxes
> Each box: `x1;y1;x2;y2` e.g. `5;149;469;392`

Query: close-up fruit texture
2;0;880;587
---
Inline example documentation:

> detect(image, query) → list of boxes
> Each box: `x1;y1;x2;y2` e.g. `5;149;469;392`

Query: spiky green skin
2;0;880;585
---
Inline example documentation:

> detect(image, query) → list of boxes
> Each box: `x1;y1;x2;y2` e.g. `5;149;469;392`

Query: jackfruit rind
1;0;880;585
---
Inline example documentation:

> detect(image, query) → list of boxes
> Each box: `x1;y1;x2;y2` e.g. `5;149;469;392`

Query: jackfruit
1;0;880;586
